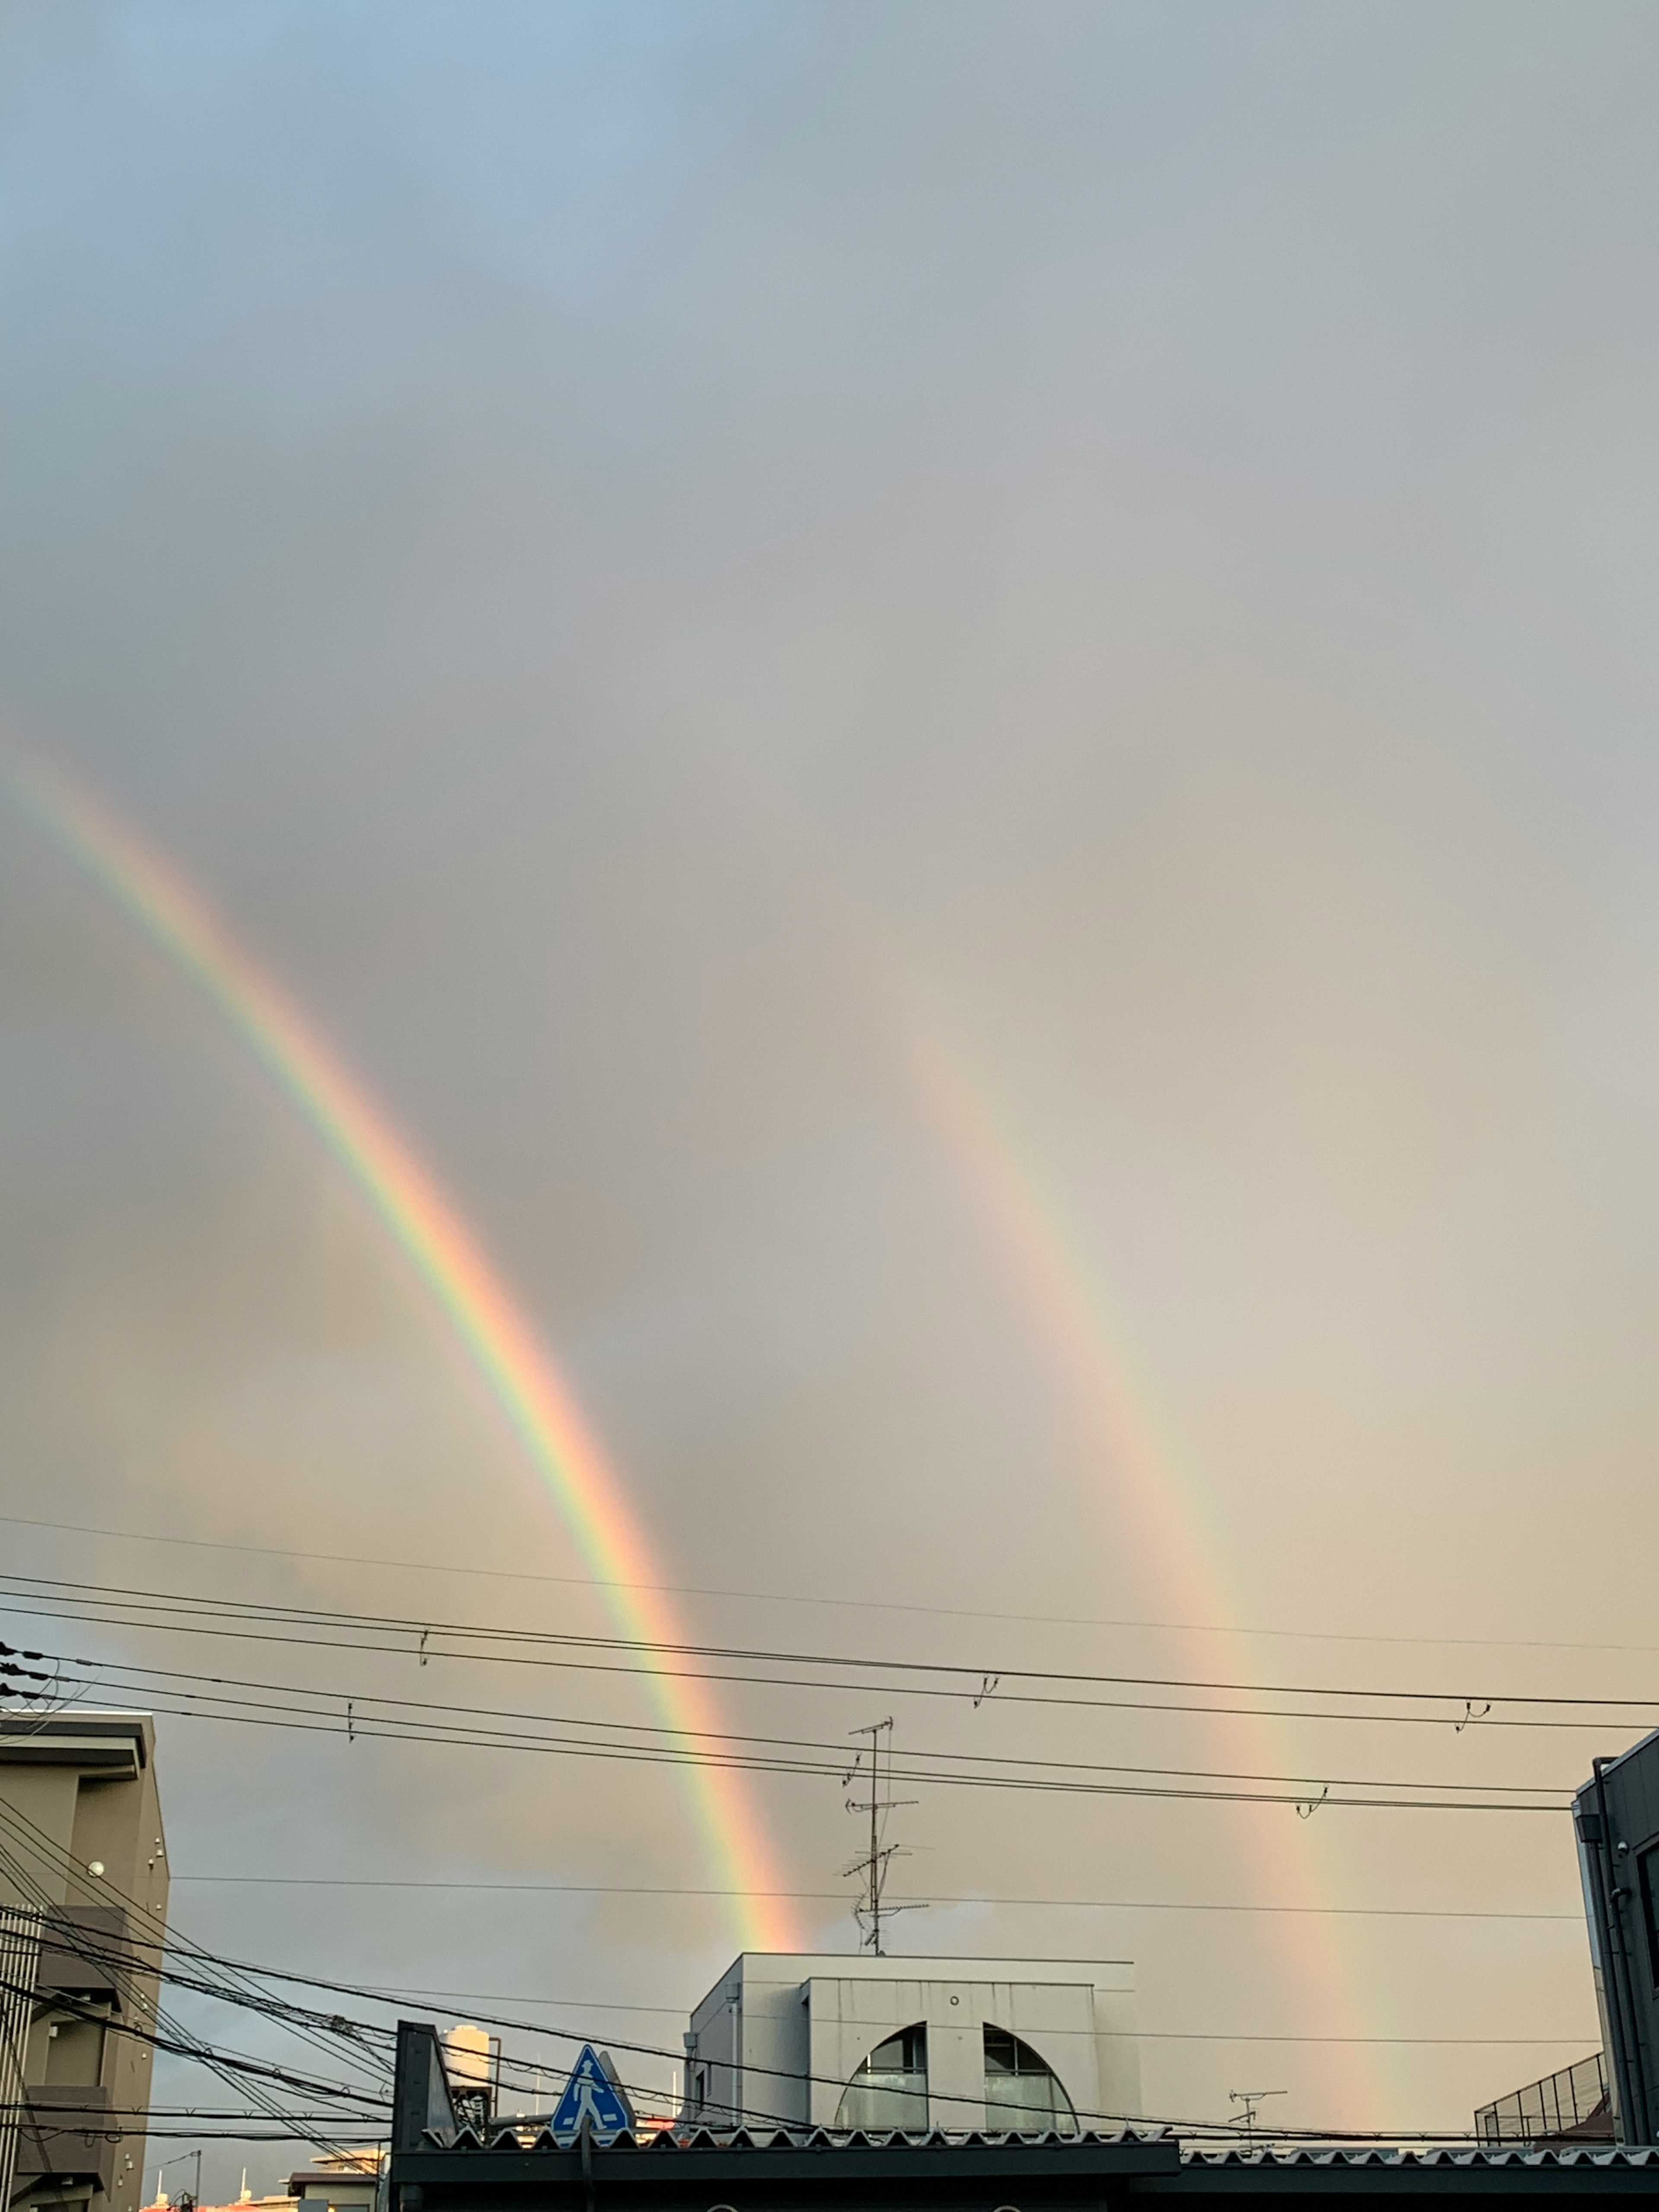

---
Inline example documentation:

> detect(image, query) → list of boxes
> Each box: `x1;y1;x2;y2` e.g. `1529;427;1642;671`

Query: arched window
983;2027;1077;2133
834;2024;928;2131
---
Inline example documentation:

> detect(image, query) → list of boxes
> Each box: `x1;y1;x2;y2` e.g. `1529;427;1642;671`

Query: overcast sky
5;0;1659;2177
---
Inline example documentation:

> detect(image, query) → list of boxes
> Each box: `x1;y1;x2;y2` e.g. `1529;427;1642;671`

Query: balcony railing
1475;2051;1611;2145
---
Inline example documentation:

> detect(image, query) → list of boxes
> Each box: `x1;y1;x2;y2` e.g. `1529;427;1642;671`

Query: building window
1639;1844;1659;1988
834;2024;928;2132
983;2027;1077;2133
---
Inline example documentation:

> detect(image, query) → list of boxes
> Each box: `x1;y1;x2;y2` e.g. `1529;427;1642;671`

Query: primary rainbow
5;752;794;1954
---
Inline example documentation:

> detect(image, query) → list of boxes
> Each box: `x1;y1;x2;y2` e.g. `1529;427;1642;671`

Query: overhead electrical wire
0;1580;1613;2145
8;1567;1656;1707
0;1797;392;2094
6;1509;1656;1661
180;1947;1584;2142
0;1677;1591;2145
0;2107;381;2121
0;1792;1575;2148
0;1977;388;2110
33;1646;1574;1798
168;1874;1583;1923
0;1801;1547;2145
5;2128;386;2145
0;1798;391;2156
0;1780;1137;2145
12;1653;1573;1812
242;1971;1600;2049
3;1573;1650;1736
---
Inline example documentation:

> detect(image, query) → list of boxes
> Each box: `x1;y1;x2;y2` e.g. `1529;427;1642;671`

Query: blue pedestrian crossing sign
549;2044;634;2137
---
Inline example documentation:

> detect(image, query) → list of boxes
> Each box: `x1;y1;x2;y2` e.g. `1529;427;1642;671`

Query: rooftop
394;2123;1659;2199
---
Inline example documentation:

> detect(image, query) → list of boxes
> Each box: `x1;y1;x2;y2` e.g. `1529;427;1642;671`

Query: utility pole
842;1720;925;1955
157;2145;202;2209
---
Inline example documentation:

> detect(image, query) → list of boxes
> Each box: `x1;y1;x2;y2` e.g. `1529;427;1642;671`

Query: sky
4;0;1659;2180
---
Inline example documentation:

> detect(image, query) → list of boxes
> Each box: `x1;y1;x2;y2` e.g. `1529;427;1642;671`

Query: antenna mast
842;1719;925;1955
1228;2088;1286;2148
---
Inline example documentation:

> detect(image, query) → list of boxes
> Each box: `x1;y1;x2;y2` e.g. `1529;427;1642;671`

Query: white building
682;1954;1139;2135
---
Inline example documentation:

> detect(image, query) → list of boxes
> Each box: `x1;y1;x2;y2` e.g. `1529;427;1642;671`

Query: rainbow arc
5;752;793;1954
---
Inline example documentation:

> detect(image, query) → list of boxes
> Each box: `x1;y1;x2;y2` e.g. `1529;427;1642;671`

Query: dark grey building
1574;1726;1659;2146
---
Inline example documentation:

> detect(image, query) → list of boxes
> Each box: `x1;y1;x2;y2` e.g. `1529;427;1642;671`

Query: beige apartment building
0;1713;169;2212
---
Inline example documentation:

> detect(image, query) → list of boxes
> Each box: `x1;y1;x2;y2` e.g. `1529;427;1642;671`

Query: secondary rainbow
899;1005;1390;2123
5;751;794;1953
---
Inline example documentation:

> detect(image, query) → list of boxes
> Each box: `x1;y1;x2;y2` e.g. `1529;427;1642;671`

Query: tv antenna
1228;2088;1286;2147
841;1719;926;1955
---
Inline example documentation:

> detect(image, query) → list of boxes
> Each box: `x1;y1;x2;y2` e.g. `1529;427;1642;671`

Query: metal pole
869;1730;882;1956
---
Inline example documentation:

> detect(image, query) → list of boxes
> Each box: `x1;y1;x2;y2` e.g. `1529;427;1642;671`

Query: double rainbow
5;754;794;1953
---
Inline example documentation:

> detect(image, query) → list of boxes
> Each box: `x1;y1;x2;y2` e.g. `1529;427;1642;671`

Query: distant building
146;2181;297;2212
680;1951;1139;2133
0;1712;168;2212
140;2161;376;2212
285;2150;381;2212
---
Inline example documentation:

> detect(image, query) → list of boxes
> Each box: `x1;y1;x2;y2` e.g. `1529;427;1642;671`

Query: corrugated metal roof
1182;2147;1659;2169
423;2125;1659;2165
429;2124;1165;2150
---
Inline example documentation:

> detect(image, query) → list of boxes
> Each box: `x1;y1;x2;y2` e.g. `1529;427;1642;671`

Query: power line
5;1509;1654;1662
0;1868;1113;2142
177;1971;1599;2049
159;1944;1584;2139
17;2129;385;2144
0;2109;378;2123
0;1799;717;2142
65;1649;1571;1797
0;1972;387;2110
0;1789;1558;2148
5;1570;1651;1729
21;1600;1621;1731
0;1793;393;2152
168;1874;1583;1922
22;1654;1574;1811
28;1895;1560;2056
0;1805;394;2090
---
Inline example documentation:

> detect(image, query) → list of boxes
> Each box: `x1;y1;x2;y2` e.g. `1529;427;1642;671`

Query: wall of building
684;1952;1140;2135
1576;1731;1659;2145
0;1716;169;2212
